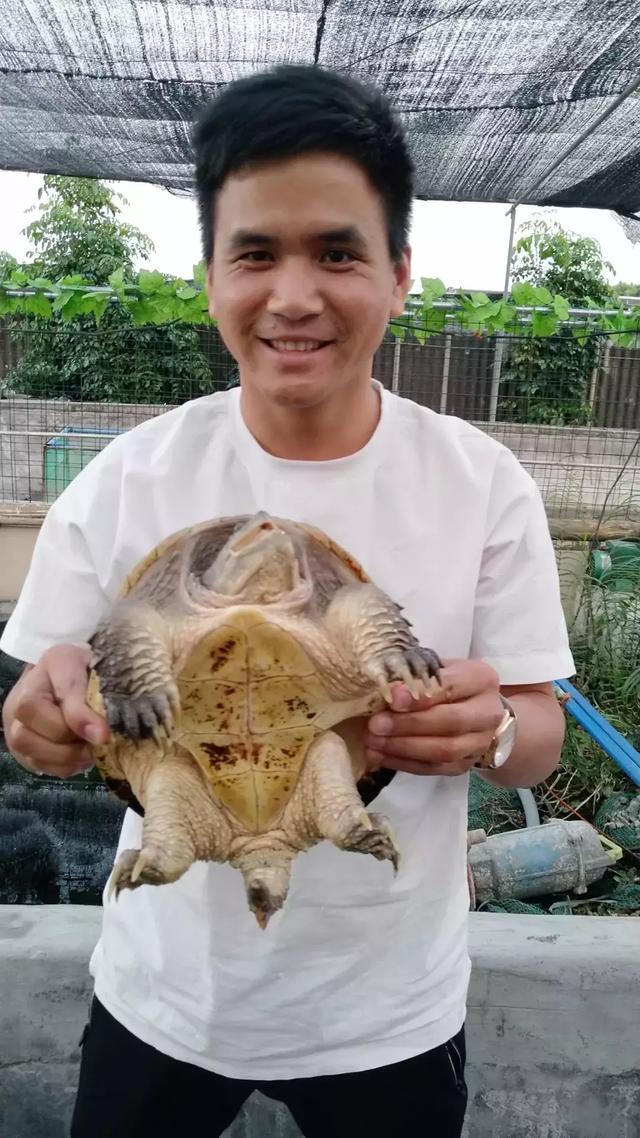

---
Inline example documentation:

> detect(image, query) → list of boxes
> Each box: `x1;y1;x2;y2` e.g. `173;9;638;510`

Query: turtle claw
108;844;191;898
340;809;400;873
108;848;142;899
374;646;442;703
104;684;180;741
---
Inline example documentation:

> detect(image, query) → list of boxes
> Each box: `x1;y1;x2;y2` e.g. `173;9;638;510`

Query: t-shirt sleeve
470;446;575;685
0;446;123;665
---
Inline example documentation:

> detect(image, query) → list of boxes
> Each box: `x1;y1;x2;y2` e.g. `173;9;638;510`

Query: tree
5;177;217;403
0;251;19;279
612;281;640;298
499;219;615;425
22;175;152;282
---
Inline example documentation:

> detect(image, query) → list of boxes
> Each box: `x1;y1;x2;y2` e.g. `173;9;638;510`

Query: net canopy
1;0;640;217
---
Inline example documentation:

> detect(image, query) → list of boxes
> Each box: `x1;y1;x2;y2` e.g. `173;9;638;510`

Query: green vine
2;268;640;348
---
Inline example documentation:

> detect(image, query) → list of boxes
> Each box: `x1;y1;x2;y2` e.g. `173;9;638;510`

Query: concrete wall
0;398;173;503
0;500;604;632
2;396;640;517
1;905;638;1138
0;504;47;608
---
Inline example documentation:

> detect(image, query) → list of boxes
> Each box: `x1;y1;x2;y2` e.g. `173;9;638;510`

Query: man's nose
266;261;324;320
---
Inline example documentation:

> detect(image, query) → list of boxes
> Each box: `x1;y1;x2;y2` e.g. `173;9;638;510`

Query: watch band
476;694;518;770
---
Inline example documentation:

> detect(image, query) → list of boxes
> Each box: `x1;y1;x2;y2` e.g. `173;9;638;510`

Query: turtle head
204;513;306;602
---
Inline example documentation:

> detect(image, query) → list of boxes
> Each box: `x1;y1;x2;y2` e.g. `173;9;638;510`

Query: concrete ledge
1;906;639;1137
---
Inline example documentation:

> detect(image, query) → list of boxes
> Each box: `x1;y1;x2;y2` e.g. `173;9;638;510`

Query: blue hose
554;678;640;787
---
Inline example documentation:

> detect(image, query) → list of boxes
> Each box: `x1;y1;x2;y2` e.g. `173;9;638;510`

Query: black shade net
1;0;640;216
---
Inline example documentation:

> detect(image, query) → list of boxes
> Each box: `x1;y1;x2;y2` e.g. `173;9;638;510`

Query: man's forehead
214;153;385;241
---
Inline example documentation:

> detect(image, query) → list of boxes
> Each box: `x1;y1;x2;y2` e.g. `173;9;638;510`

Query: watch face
492;716;518;768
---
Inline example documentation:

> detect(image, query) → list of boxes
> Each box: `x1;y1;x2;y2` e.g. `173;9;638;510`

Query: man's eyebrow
226;226;369;250
227;229;274;250
315;226;368;248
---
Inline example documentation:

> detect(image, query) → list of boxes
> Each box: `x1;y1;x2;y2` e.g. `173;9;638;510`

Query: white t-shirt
1;383;574;1079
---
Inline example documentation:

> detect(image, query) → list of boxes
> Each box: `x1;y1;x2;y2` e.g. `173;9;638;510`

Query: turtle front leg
286;730;400;871
108;748;233;897
90;602;180;740
323;584;442;702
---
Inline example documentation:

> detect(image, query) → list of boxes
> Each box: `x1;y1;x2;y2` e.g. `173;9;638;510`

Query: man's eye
240;251;273;263
322;250;355;264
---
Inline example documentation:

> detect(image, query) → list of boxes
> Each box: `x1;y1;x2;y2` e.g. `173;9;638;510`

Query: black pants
70;996;467;1138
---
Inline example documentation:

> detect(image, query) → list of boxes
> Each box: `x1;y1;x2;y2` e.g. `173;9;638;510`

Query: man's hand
365;659;503;777
2;644;110;778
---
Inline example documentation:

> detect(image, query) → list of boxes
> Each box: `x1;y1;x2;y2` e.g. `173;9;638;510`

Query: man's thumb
44;642;110;744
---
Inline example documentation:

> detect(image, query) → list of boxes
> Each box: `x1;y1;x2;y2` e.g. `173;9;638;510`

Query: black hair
192;65;414;264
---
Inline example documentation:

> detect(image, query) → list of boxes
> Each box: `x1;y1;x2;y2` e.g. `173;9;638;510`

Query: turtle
86;513;444;928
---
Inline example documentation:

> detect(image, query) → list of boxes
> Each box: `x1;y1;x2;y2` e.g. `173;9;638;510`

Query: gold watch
476;695;518;770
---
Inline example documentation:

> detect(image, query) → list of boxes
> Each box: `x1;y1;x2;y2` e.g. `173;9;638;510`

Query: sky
1;169;640;292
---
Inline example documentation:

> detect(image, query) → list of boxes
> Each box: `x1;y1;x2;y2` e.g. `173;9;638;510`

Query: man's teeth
269;340;324;351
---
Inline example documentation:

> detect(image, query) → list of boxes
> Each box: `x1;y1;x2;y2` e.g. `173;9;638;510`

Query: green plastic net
595;792;640;851
467;776;525;836
481;899;546;915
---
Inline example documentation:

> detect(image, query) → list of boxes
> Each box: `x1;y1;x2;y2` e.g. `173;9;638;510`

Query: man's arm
364;661;567;786
480;680;565;788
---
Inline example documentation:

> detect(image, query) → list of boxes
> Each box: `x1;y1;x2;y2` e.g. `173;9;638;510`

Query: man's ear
390;247;412;318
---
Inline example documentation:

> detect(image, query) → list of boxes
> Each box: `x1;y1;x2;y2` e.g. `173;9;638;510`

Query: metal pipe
440;334;452;414
488;205;517;422
512;72;640;206
0;430;120;439
391;335;402;394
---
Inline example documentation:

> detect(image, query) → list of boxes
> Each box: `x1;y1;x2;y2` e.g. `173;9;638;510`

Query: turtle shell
88;516;376;825
170;606;351;831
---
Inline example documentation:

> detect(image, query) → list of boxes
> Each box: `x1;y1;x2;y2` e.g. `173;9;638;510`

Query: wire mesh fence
0;312;639;529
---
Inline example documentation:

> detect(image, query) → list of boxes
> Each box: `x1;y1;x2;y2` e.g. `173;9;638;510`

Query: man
1;65;573;1137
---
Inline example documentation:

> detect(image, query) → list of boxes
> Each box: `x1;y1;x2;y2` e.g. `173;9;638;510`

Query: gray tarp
1;0;640;214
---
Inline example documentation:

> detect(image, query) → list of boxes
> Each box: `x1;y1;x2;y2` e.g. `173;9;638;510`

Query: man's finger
44;644;110;743
7;722;94;776
370;697;503;740
367;754;478;777
364;731;493;765
390;659;499;712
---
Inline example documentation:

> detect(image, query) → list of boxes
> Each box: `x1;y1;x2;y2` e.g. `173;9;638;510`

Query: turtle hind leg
287;730;400;873
108;750;233;898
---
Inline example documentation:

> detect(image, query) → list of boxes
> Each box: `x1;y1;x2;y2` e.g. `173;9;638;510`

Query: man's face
206;152;410;410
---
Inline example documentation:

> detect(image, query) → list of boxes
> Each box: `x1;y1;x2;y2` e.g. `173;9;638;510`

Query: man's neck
238;381;381;461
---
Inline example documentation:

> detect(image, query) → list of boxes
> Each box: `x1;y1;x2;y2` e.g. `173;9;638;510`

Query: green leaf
423;307;446;334
511;281;552;307
460;303;498;328
193;261;207;287
52;290;76;312
388;323;406;341
128;299;159;325
420;277;445;300
532;311;559;337
92;297;110;325
59;293;89;321
469;291;490;308
176;286;198;300
27;276;55;291
23;293;52;317
553;295;570;321
137;269;165;295
108;267;126;290
58;274;88;287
